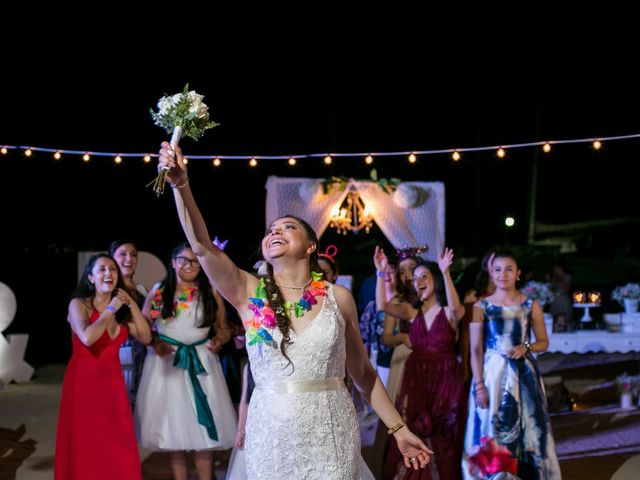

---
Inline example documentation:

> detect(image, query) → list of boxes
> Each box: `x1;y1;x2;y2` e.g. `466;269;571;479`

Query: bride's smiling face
262;217;315;262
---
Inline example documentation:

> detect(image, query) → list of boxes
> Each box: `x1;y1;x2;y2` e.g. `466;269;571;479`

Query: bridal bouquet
148;84;219;195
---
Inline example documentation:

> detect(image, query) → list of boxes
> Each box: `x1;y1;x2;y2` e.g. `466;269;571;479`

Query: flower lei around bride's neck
150;281;199;324
245;271;327;347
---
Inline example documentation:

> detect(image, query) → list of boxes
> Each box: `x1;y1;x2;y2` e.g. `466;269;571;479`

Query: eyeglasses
175;256;199;267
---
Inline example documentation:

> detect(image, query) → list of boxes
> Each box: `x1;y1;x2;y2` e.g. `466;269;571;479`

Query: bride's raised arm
157;141;258;311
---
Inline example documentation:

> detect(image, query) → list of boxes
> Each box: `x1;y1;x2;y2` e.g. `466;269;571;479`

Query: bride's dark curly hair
259;215;322;370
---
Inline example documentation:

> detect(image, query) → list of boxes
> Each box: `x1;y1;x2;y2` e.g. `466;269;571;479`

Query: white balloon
0;282;17;332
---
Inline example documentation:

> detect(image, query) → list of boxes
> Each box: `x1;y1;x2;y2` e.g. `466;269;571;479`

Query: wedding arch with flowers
265;176;445;261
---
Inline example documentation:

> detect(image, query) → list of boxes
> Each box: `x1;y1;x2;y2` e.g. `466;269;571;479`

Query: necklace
283;277;326;317
275;279;312;290
245;271;327;347
149;281;199;324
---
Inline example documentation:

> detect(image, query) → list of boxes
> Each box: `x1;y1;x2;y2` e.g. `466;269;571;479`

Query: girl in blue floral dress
463;251;561;480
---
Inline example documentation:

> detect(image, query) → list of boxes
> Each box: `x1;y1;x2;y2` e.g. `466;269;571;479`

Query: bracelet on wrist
106;305;117;314
524;341;532;352
387;420;406;435
376;270;386;278
170;178;189;189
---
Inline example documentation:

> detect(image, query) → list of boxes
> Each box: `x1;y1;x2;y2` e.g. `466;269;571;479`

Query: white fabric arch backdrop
265;176;445;261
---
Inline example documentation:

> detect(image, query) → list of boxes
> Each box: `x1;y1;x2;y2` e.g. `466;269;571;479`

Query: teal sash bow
158;334;218;441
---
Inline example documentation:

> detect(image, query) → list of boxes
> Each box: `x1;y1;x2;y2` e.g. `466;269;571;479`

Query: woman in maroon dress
55;253;151;480
385;249;466;480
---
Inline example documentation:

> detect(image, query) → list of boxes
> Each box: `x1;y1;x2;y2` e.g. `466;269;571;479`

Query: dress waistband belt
256;376;344;394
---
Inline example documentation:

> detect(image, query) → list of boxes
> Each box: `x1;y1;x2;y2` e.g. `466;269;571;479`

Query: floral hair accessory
395;244;428;261
253;260;269;276
148;83;219;196
212;236;228;251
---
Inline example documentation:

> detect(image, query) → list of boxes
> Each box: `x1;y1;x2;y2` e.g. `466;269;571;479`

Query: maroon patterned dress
385;307;464;480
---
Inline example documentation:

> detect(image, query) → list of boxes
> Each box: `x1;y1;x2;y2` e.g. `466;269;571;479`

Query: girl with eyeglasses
135;242;237;480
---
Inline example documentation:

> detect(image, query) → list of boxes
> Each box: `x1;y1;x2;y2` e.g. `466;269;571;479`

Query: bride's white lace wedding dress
245;283;364;479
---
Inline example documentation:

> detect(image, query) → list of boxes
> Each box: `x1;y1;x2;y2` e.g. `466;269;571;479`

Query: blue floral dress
463;298;562;480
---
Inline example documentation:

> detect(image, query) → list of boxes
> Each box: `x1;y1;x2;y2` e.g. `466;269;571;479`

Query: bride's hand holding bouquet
157;142;188;189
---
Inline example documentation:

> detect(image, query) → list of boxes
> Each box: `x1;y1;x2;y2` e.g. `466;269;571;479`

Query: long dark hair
260;215;322;370
71;253;131;324
473;247;499;295
492;250;519;269
108;239;145;306
157;242;217;329
411;261;447;309
108;239;138;257
394;255;420;304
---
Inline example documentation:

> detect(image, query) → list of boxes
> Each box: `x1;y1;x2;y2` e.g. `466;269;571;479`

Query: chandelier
329;189;374;235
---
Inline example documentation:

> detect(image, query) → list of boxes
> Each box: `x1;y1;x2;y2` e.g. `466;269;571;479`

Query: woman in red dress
55;253;151;479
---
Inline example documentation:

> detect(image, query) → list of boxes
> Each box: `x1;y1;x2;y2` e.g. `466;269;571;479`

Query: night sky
2;14;639;365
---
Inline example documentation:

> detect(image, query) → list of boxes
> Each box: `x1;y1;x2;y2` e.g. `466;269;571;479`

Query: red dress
385;307;464;480
55;309;142;479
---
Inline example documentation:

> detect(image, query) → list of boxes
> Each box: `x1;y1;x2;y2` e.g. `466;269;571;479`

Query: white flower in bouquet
148;84;219;195
611;282;640;306
521;281;554;306
156;94;181;116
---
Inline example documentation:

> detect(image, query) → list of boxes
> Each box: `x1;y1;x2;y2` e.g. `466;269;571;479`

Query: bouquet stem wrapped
150;126;183;194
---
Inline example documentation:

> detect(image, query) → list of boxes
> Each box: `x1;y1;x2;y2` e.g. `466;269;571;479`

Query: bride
157;141;433;479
